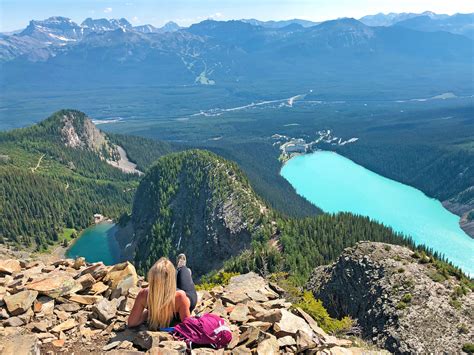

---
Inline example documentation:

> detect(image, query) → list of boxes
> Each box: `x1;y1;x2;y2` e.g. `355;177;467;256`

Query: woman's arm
176;291;191;322
128;289;148;327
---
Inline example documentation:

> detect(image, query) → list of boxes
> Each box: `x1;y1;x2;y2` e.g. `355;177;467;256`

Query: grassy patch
428;270;447;283
61;228;77;241
402;279;414;289
462;343;474;353
449;298;462;310
268;273;353;335
401;293;412;303
59;228;78;248
294;291;353;335
458;323;469;334
195;271;240;291
396;301;407;310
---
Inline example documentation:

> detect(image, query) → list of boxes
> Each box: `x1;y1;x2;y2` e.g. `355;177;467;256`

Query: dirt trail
31;154;45;173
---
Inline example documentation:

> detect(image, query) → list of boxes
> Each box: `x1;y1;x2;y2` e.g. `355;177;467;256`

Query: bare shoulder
175;290;190;305
137;288;148;304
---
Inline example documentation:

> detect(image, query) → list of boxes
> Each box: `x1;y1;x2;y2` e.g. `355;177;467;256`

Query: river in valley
281;151;474;275
66;222;120;265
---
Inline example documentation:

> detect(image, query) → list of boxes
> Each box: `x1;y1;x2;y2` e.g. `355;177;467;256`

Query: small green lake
281;151;474;275
66;222;120;265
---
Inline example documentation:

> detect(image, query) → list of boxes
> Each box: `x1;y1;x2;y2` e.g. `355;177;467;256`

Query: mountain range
359;11;474;39
1;14;472;97
359;11;448;26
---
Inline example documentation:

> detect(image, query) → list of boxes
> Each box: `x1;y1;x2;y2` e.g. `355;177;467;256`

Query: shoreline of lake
66;221;121;265
281;150;474;275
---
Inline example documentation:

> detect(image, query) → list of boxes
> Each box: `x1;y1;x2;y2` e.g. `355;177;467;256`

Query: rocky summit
0;254;382;354
306;242;474;354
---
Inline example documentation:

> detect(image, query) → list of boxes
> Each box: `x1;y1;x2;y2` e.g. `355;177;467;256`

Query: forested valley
0;110;174;250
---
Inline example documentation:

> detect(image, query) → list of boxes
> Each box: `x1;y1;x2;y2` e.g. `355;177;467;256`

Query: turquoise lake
66;222;120;265
280;151;474;275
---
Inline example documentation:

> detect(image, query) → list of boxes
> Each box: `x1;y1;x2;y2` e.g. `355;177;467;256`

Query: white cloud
104;7;113;14
131;16;139;23
175;12;226;26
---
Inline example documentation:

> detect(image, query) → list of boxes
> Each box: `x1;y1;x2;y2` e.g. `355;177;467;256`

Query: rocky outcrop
59;111;119;159
306;242;474;354
0;256;382;354
443;186;474;238
57;110;142;175
443;198;474;238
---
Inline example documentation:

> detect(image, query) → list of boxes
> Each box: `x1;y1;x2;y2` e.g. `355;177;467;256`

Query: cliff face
129;150;267;277
306;242;474;354
58;110;120;162
443;186;474;238
0;252;380;354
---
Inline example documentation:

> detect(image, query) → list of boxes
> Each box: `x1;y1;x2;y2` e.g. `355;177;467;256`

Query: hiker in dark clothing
127;254;197;329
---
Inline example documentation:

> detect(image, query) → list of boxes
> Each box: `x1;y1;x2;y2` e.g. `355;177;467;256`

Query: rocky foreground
0;255;380;354
307;242;474;354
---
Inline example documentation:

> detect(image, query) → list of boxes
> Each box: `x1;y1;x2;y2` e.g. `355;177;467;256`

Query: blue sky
1;0;473;31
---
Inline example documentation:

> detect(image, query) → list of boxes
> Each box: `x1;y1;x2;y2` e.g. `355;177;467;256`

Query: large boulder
26;272;80;298
103;262;138;298
1;334;39;355
4;290;38;316
0;259;21;274
272;309;314;337
256;334;279;354
92;298;118;323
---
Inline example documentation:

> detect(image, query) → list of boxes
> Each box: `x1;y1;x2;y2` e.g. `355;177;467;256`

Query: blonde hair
147;257;177;330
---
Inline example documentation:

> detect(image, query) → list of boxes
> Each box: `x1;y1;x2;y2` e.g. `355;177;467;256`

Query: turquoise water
66;222;120;265
281;151;474;275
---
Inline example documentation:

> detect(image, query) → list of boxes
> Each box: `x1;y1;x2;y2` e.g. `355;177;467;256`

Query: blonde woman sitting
128;254;197;329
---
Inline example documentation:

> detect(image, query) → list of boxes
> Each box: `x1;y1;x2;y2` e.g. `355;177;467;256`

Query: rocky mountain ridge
306;242;474;353
0;16;181;62
0;250;381;354
1;15;471;92
359;11;448;27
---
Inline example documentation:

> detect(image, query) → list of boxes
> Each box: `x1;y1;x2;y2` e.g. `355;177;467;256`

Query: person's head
147;257;177;330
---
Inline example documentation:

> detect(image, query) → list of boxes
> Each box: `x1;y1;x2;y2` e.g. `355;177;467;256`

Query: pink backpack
173;313;232;349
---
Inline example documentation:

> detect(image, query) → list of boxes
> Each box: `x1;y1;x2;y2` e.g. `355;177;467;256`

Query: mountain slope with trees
0;110;174;250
